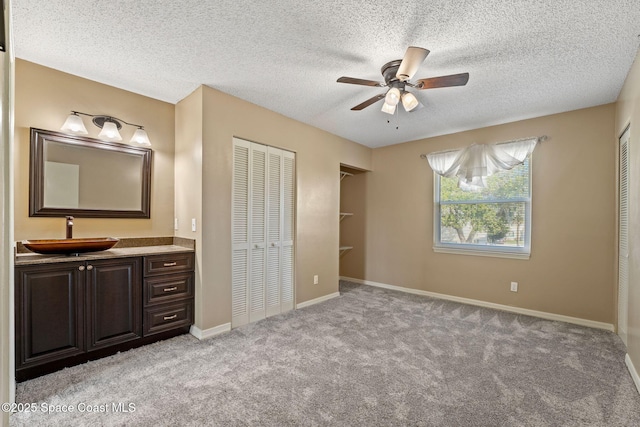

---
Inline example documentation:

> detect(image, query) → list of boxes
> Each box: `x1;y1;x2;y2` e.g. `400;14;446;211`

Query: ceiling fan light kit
385;87;401;106
401;91;419;112
337;46;469;116
381;102;396;115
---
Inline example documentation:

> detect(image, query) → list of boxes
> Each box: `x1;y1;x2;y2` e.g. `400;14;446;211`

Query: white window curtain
426;137;539;188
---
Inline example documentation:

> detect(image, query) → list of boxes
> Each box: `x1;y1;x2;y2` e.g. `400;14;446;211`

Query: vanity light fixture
60;112;88;134
61;111;151;146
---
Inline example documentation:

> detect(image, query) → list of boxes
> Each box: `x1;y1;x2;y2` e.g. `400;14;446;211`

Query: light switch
191;218;196;232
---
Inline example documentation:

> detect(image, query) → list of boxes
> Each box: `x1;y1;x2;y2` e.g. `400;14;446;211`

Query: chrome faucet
66;216;74;239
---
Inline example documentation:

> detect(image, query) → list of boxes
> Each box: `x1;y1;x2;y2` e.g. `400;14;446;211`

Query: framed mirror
29;128;152;218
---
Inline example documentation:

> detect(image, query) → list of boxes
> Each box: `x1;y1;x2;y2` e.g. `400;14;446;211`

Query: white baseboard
340;276;614;332
626;354;640;395
190;323;231;340
190;292;341;338
296;292;340;309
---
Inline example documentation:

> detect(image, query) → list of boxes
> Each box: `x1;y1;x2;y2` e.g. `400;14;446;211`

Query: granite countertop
15;237;195;266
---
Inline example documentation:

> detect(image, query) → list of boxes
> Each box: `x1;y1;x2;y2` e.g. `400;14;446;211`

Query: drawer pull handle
163;262;177;267
163;286;178;292
163;314;178;321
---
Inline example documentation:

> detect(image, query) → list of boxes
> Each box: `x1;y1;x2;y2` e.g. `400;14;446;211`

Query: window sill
433;246;530;260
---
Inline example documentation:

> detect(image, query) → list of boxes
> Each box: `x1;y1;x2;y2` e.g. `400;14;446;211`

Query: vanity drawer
144;253;194;276
144;272;193;306
143;300;193;336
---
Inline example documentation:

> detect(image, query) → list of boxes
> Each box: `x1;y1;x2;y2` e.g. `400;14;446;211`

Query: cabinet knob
78;265;85;271
86;265;93;271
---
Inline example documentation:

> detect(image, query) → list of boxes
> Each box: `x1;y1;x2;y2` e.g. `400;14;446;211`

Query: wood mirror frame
29;128;152;218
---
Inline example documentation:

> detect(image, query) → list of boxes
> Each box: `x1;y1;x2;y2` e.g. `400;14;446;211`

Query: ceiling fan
337;46;469;114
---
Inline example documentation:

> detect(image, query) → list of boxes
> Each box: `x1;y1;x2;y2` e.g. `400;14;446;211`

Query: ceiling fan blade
416;72;470;89
337;76;385;87
351;93;386;110
396;46;430;81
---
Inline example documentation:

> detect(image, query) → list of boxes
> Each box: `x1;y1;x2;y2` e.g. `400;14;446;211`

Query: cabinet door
86;258;142;350
15;262;85;367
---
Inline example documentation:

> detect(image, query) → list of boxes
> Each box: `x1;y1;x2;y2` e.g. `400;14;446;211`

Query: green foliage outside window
439;160;529;248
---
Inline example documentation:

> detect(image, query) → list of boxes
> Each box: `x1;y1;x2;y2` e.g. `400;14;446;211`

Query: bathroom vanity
14;239;195;381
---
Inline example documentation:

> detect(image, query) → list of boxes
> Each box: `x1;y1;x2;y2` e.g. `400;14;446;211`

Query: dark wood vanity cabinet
15;251;194;381
85;258;142;350
15;262;86;369
143;252;195;336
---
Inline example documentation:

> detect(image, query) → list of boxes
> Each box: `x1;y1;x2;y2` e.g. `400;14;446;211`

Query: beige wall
14;60;175;240
616;51;640;368
342;104;616;324
176;85;371;330
340;139;372;171
174;87;204;326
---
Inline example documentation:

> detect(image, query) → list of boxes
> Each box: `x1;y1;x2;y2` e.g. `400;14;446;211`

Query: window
434;159;531;259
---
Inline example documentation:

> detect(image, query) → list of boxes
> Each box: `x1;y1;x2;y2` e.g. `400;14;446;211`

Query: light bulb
98;121;123;142
384;87;401;106
61;113;88;134
401;92;419;112
130;128;151;146
381;102;396;115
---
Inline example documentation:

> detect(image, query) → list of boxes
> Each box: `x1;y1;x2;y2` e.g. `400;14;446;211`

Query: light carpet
11;281;640;426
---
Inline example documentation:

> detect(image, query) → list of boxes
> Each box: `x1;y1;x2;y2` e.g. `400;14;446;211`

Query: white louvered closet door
281;151;295;312
232;139;251;327
232;138;295;328
266;147;283;317
250;143;268;323
618;126;630;345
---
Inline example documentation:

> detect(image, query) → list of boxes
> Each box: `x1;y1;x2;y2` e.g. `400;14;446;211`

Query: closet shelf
339;246;353;257
340;170;355;257
339;212;353;221
340;171;354;181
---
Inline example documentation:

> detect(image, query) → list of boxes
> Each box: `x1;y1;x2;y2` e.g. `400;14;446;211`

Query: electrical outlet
313;275;319;285
174;218;179;230
510;281;518;292
191;218;196;232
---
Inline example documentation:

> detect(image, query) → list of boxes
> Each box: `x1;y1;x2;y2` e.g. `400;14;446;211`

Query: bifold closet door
232;138;295;328
250;144;268;324
618;126;630;345
281;150;295;313
265;148;295;316
232;139;251;327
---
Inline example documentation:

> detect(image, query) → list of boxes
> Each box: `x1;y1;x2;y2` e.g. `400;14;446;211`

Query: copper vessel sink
22;237;119;255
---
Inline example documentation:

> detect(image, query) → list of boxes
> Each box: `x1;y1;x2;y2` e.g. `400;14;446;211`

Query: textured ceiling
12;1;640;148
